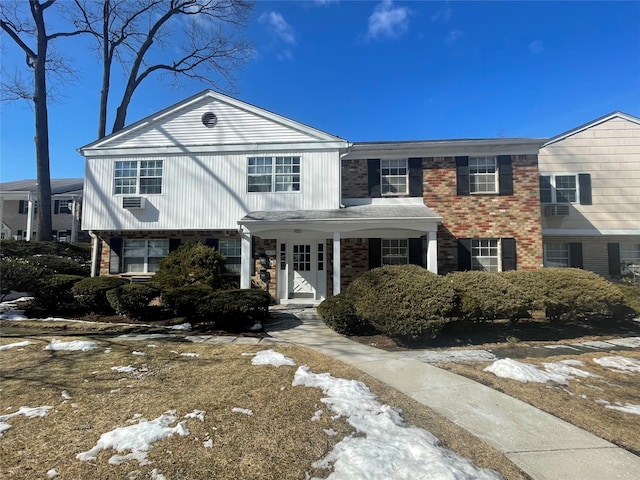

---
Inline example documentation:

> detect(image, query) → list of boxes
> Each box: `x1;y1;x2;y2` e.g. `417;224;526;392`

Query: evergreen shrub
161;284;214;319
151;241;226;291
106;283;161;320
72;276;129;314
0;258;41;300
317;293;375;335
197;289;271;331
30;274;85;313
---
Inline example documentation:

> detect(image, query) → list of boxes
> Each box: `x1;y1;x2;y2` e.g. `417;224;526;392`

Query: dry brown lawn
0;333;529;480
439;350;640;456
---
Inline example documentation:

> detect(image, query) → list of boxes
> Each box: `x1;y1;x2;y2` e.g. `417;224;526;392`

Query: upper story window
539;174;577;203
469;156;497;193
381;159;407;195
248;156;300;193
114;160;163;195
382;239;409;265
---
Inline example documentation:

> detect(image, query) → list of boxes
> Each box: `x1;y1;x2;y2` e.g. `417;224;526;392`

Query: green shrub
615;283;640;315
151;241;227;291
161;284;215;319
0;257;42;300
197;289;271;331
317;293;375;335
504;268;625;322
448;271;532;323
72;277;129;314
0;239;91;264
30;274;85;313
347;265;456;339
106;283;161;320
24;255;89;276
501;270;548;312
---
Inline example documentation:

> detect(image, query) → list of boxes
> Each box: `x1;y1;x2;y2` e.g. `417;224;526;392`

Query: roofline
543;111;640;147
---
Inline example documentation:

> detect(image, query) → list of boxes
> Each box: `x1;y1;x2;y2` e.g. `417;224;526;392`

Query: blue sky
1;0;639;182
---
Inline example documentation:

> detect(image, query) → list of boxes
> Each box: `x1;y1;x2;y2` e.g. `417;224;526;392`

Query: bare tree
1;0;88;241
74;0;253;138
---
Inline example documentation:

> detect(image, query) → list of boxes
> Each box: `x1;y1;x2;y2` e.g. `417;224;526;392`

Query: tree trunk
97;0;111;139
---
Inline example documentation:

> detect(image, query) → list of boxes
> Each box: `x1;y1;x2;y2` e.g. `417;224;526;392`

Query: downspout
89;231;100;277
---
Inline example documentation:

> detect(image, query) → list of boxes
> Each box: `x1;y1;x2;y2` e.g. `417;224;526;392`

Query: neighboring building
538;112;640;278
79;90;547;303
0;178;85;242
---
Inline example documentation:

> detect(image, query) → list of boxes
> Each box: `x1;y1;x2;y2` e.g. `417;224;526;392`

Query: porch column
426;230;438;274
333;231;341;295
70;197;78;243
25;195;34;241
240;228;252;289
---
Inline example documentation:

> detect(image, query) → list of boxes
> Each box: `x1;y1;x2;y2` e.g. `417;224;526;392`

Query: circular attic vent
201;112;218;128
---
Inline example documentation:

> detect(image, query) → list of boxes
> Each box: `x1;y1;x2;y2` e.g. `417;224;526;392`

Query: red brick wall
341;159;369;198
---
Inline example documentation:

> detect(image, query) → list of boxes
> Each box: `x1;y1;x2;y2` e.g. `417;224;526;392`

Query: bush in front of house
448;270;532;323
317;293;375;335
0;257;42;300
106;283;161;321
161;284;215;320
29;274;85;314
0;239;91;265
72;276;130;314
504;268;625;322
23;254;89;277
150;241;227;291
196;289;271;331
347;265;456;339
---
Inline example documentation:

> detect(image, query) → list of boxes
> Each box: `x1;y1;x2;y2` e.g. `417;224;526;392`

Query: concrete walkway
263;307;640;480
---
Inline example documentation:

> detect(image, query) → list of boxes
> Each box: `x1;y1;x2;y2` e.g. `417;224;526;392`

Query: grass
0;333;529;480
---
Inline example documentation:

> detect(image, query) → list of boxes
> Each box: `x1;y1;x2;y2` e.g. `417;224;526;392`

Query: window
219;239;241;274
471;239;499;272
469;157;497;193
620;244;640;274
544;244;569;267
55;200;72;214
381;159;407;195
382;239;409;265
539;174;577;204
293;244;311;271
123;239;169;273
317;243;324;271
114;160;163;195
248;156;300;192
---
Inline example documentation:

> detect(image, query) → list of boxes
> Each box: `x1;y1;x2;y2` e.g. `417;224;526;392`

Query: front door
292;244;315;298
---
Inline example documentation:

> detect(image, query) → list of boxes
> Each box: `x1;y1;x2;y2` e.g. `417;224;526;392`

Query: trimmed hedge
106;283;161;320
30;274;85;313
22;255;89;277
448;270;532;323
0;258;42;299
347;265;456;339
0;239;91;264
161;284;215;319
72;277;129;314
503;268;625;322
197;289;271;331
317;293;375;335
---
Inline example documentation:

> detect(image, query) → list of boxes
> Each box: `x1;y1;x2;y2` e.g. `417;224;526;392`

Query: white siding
82;151;341;231
106;97;320;149
539;117;640;232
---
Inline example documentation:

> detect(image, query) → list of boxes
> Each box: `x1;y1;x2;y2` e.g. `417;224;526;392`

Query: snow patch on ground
0;406;52;436
166;323;191;331
44;340;99;352
593;356;640;373
232;408;253;416
0;340;34;351
247;349;296;367
483;358;597;385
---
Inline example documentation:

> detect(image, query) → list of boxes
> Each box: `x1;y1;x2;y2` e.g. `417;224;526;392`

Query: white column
332;231;341;295
25;195;34;241
427;230;438;274
240;228;252;289
70;197;78;243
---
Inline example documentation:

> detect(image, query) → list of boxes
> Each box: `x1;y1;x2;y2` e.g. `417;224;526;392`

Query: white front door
292;244;315;298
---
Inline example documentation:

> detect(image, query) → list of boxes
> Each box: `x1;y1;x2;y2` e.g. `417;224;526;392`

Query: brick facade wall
341;159;369;198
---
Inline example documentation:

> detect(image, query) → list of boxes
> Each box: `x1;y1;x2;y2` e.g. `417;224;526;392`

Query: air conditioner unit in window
544;205;570;217
122;196;146;209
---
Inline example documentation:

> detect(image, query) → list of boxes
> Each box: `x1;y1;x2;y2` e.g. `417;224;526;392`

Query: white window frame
381;159;408;195
620;243;640;274
123;239;169;274
471;239;500;272
247;156;300;193
114;160;163;195
56;199;72;215
469;156;498;194
539;173;579;204
543;243;570;267
219;238;241;274
382;239;409;265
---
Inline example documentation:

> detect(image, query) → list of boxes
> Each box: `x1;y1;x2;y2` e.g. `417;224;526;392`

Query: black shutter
169;239;182;252
408;238;423;266
251;237;257;276
109;238;123;274
569;243;583;269
18;200;26;214
579;174;592;205
368;238;382;269
455;156;469;195
408;158;423;197
54;200;60;214
205;238;219;249
501;238;517;271
458;239;472;271
17;230;23;238
608;243;621;276
497;155;513;196
368;159;381;197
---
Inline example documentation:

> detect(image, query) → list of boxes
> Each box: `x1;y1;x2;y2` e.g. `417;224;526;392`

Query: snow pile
593;356;640;373
247;349;296;367
44;340;99;352
166;323;191;331
292;366;502;480
232;408;253;416
76;412;190;465
603;401;640;415
483;358;596;384
0;406;52;436
0;340;34;351
111;365;149;378
179;352;199;358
